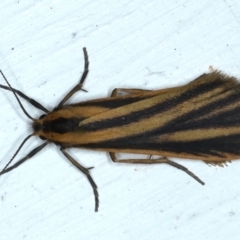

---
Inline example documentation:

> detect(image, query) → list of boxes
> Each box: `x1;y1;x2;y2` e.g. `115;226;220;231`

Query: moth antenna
0;70;36;121
0;133;34;176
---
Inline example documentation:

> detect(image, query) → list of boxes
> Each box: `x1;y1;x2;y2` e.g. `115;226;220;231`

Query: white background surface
0;1;240;239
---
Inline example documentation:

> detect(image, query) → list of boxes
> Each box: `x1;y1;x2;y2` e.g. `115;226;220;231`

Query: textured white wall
0;1;240;240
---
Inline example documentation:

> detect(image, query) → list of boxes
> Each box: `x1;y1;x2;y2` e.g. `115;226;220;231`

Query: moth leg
111;86;191;97
110;73;209;98
58;47;89;107
60;148;99;212
111;88;151;97
109;152;204;185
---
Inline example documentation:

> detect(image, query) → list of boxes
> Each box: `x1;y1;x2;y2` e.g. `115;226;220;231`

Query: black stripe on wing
80;74;227;132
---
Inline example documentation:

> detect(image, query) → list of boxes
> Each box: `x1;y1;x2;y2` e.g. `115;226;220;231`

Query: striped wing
77;71;240;161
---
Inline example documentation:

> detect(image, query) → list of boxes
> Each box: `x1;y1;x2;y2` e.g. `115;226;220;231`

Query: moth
0;48;239;211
